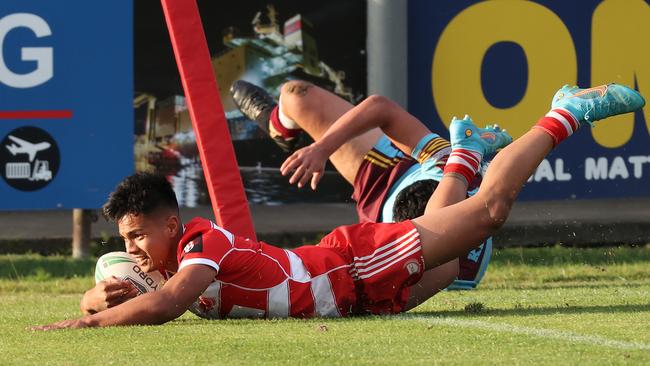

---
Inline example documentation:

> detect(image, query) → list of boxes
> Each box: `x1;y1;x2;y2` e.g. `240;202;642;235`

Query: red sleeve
177;227;234;273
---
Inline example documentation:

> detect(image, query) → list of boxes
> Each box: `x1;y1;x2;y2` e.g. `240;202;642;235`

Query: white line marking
403;316;650;352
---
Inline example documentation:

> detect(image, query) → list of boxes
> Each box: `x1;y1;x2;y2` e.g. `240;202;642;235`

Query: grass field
1;246;649;365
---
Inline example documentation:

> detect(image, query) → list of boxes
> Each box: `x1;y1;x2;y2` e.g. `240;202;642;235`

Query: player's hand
80;276;138;314
280;143;328;190
30;317;91;331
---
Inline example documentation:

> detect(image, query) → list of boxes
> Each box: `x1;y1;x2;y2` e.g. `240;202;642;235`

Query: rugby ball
95;252;165;294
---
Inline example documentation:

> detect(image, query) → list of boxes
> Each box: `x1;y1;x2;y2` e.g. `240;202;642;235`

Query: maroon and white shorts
352;142;417;223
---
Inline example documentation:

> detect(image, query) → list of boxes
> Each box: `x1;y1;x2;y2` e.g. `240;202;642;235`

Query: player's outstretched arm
32;265;216;330
281;95;433;189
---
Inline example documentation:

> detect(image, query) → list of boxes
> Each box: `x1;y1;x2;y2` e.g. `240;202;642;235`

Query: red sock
533;108;579;146
443;149;481;184
269;106;301;139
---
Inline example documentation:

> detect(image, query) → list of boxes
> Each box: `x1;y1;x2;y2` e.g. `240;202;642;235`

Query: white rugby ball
95;252;164;294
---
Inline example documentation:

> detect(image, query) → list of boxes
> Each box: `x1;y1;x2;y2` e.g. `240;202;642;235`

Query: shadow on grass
408;303;650;319
165;303;650;324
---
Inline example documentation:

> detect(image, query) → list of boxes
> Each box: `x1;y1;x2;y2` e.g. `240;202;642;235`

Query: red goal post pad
161;0;256;240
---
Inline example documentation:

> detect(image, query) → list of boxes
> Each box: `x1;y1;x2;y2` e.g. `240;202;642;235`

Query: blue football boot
449;115;513;156
551;83;645;126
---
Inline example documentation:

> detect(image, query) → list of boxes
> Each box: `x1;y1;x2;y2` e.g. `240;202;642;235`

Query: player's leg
405;118;511;305
399;173;468;306
278;80;384;184
231;80;382;185
403;176;476;304
403;258;459;311
415;128;553;268
413;84;645;269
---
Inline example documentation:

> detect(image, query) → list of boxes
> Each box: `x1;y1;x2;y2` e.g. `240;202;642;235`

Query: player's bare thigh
280;80;382;185
412;189;505;270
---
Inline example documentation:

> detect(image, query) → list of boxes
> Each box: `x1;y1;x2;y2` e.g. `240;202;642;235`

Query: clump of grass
30;267;52;281
464;302;486;313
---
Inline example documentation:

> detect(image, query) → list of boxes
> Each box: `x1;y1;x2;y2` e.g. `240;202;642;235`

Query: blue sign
408;0;649;200
0;1;133;209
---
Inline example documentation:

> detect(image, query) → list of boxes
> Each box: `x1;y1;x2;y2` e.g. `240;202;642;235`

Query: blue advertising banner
0;1;133;209
408;0;649;200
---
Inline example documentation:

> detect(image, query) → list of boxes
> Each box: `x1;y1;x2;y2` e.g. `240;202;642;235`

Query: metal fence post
367;0;408;107
72;209;91;259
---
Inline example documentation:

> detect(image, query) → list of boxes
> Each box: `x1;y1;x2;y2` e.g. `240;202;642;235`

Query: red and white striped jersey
176;217;357;319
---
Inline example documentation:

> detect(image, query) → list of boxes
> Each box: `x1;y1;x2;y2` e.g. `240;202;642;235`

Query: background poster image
133;0;367;207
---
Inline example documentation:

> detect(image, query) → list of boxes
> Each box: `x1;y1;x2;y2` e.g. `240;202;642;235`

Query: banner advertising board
408;0;648;200
0;1;133;209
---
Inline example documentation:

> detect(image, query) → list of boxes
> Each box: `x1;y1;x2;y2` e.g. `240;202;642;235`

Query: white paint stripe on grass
404;316;650;352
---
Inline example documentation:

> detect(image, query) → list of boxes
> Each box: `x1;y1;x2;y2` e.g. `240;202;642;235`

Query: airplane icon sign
5;135;51;162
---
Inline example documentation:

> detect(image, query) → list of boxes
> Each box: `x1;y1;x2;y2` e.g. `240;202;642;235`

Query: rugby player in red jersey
32;83;644;329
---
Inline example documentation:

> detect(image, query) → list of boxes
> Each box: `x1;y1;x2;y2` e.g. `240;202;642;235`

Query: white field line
403;316;650;352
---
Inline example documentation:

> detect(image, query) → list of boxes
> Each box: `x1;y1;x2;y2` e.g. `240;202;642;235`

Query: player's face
117;211;180;273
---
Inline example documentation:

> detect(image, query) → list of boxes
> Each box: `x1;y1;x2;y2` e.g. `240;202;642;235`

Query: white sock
278;95;300;130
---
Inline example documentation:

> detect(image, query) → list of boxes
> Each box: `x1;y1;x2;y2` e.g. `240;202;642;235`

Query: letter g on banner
0;13;53;88
432;0;576;139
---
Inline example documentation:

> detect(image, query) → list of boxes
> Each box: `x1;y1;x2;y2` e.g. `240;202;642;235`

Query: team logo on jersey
404;259;421;276
183;234;204;254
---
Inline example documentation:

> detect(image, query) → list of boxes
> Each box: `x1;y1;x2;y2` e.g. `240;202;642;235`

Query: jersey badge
183;234;204;254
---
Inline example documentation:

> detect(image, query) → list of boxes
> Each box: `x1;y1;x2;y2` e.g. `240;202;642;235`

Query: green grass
1;246;650;365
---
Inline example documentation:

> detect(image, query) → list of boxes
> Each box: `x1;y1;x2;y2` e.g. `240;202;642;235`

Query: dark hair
102;173;179;222
392;179;439;222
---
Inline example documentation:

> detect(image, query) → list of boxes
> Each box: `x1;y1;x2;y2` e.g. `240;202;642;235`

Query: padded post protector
161;0;256;240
